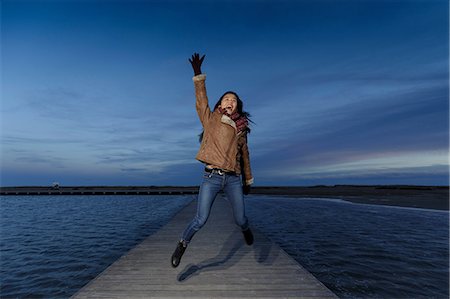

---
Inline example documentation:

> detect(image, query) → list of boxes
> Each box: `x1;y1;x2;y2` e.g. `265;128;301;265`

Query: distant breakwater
1;185;447;196
0;186;199;196
1;185;448;210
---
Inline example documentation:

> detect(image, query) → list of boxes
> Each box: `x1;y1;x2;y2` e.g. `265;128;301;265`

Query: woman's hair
198;91;253;142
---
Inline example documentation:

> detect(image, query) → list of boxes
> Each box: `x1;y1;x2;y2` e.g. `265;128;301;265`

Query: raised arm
189;53;211;126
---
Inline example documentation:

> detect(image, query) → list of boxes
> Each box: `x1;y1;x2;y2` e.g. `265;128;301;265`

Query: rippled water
1;195;448;298
0;195;193;298
245;196;449;299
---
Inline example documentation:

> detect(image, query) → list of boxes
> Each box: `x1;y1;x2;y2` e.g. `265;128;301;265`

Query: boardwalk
72;195;338;298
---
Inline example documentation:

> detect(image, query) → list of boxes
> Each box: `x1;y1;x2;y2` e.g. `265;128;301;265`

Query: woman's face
220;93;238;115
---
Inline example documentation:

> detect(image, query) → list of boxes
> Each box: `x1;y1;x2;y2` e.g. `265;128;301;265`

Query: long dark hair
199;91;253;142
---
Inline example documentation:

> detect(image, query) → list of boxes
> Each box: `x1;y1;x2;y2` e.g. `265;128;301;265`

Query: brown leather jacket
193;74;254;185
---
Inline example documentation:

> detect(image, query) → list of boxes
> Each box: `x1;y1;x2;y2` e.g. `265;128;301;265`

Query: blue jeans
181;170;249;243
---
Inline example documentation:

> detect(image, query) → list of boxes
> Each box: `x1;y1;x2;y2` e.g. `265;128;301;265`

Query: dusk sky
1;0;449;186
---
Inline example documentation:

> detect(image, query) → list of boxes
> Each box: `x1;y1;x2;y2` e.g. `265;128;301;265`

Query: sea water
245;195;449;299
0;195;193;298
0;195;448;298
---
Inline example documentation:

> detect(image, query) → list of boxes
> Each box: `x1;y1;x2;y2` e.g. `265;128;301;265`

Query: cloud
2;0;447;186
1;148;69;170
254;166;449;186
14;155;67;169
1;135;84;145
278;151;447;177
249;83;448;180
24;87;93;122
2;83;202;165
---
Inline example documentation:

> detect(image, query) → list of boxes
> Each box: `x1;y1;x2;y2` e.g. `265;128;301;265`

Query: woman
171;53;254;268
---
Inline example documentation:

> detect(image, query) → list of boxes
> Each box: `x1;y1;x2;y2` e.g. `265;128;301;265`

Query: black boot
171;240;187;268
242;228;254;245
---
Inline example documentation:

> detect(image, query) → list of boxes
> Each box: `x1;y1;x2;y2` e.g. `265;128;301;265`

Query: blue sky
1;0;448;186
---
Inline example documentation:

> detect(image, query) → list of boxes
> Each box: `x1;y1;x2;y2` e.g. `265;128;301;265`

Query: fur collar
220;114;237;130
217;111;245;136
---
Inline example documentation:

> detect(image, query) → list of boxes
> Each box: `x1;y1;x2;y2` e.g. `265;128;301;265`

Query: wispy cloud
2;0;447;186
264;151;448;178
250;81;448;181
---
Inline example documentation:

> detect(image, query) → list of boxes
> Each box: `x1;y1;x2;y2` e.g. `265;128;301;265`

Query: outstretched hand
189;53;205;76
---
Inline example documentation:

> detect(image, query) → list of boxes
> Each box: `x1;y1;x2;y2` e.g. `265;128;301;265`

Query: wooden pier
72;195;337;298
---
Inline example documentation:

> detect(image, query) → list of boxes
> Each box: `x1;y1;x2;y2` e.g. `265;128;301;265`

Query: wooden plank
72;195;337;298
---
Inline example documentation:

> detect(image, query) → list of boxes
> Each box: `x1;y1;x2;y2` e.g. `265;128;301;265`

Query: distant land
1;185;448;211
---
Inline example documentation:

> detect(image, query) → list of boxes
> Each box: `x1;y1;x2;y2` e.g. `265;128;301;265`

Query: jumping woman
171;53;255;268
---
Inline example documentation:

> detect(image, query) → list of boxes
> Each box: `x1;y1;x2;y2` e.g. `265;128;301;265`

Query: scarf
218;107;248;133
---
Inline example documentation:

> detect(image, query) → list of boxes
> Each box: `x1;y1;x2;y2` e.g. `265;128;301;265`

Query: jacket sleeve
193;74;212;127
241;134;254;185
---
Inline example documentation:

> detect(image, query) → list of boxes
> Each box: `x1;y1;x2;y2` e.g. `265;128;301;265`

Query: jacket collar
220;113;237;130
217;110;244;136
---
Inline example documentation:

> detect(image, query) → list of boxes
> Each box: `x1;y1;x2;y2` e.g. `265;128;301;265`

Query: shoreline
1;185;448;211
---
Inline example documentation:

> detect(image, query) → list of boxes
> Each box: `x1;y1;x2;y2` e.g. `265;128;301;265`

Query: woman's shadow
177;228;279;282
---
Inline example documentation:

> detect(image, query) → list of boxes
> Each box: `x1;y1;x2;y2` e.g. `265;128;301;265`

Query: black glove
243;184;251;195
189;53;205;76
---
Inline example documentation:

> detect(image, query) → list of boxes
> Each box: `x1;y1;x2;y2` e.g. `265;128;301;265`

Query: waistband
204;167;237;176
